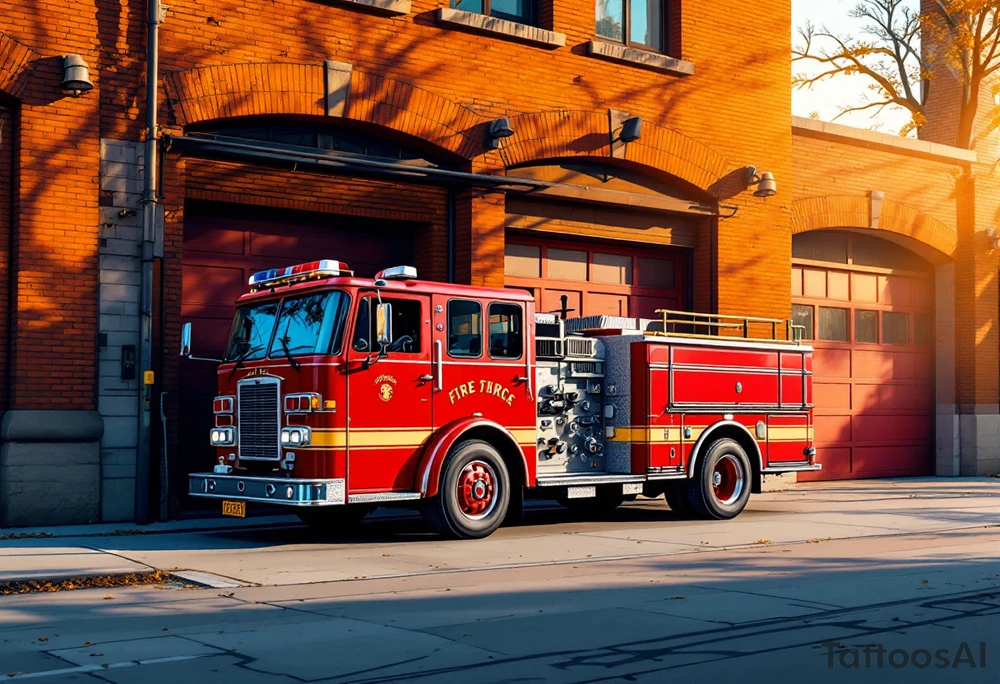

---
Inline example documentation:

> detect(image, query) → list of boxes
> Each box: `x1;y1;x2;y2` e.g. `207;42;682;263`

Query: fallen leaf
755;539;770;545
921;580;929;584
84;642;92;647
37;637;48;642
90;653;104;657
103;595;114;600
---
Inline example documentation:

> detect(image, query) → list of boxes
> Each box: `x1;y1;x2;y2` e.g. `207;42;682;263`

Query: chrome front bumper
188;473;346;506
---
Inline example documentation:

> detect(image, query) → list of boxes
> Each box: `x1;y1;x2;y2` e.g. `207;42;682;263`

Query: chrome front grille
237;378;280;460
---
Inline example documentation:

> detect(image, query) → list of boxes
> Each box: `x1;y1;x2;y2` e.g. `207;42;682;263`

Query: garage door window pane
883;312;909;345
504;244;540;278
855;310;878;344
818;307;848;342
914;313;932;346
592;253;632;285
637;257;676;289
547;249;587;281
792;304;814;341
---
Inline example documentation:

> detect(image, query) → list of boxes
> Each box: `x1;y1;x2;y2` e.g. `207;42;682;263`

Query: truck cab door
431;295;535;439
346;293;432;492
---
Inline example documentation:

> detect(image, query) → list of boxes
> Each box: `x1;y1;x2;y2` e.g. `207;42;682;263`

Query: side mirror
181;322;192;357
376;303;393;347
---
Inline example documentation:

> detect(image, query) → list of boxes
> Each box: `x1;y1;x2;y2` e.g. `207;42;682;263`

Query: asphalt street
1;478;998;683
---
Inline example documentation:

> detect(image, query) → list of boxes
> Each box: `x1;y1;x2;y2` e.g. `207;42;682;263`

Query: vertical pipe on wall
447;188;456;283
135;0;161;524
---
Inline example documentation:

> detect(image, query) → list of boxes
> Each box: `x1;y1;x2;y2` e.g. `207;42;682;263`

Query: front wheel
686;438;752;520
422;440;510;539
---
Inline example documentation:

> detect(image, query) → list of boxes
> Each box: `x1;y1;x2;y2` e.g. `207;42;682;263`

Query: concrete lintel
327;0;410;14
435;9;566;49
584;40;695;76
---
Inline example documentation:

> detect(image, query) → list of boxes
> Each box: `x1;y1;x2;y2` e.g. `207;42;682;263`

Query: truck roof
236;275;535;304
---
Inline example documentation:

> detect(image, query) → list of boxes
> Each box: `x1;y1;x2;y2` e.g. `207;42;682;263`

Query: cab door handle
419;374;434;382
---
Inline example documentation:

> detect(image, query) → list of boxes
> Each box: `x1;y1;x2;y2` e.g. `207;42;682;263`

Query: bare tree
794;0;1000;150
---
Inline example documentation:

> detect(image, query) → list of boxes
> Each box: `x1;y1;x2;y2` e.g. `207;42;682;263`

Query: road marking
6;654;210;680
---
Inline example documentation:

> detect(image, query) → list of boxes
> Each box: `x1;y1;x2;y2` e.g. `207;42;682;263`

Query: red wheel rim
457;460;497;520
712;454;744;505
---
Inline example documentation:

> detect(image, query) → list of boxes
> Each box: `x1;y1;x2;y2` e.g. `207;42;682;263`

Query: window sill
327;0;410;15
584;40;694;76
434;8;566;49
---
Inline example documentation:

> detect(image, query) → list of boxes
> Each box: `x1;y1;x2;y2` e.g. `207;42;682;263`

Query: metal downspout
447;188;455;283
135;0;161;524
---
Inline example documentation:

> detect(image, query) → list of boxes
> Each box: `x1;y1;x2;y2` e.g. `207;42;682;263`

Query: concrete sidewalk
0;478;997;586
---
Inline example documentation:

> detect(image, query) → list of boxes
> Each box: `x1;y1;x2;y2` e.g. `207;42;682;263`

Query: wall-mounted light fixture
487;117;515;149
61;55;94;97
987;228;1000;251
618;115;642;143
746;166;777;198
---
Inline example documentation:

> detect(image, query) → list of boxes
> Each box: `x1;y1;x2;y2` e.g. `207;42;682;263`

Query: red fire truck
185;260;819;539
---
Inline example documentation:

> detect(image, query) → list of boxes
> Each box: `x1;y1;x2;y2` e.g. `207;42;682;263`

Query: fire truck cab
186;259;819;539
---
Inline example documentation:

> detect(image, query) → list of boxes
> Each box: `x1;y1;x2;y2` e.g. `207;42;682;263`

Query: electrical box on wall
121;344;136;380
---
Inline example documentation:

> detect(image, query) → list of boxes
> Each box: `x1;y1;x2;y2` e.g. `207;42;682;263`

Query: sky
792;0;917;135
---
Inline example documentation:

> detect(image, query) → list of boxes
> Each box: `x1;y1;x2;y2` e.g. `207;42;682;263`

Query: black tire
557;486;625;518
421;439;510;539
663;481;693;516
297;504;373;532
686;438;752;520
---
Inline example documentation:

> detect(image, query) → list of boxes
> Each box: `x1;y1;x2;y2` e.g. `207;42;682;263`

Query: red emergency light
248;260;350;289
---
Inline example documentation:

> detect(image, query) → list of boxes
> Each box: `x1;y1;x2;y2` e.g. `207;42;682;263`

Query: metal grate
565;337;596;358
238;378;280;460
536;338;563;359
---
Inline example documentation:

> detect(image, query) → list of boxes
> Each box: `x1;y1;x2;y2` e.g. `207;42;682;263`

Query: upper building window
596;0;664;52
453;0;536;25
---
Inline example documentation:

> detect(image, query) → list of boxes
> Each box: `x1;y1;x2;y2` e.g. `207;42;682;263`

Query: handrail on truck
650;309;807;344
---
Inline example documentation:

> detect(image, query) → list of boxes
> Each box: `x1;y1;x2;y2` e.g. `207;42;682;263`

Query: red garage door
503;238;687;318
791;232;934;480
178;201;416;498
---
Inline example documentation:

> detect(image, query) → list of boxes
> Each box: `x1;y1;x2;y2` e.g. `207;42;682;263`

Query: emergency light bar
248;260;350;289
375;265;418;280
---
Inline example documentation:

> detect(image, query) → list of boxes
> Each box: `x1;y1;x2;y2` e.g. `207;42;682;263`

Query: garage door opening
791;230;934;481
504;237;689;319
178;200;419;507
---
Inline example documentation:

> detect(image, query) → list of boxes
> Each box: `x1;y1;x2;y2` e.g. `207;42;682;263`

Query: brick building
0;0;996;526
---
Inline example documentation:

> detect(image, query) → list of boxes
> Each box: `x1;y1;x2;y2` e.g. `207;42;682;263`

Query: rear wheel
297;504;373;533
686;438;752;520
422;439;510;539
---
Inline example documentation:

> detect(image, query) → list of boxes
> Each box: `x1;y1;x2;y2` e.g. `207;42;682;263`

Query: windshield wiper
228;343;264;381
277;322;301;371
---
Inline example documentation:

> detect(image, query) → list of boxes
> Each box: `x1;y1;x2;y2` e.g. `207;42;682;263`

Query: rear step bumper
188;473;346;506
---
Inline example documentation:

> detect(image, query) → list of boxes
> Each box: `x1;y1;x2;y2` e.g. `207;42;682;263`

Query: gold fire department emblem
378;383;394;402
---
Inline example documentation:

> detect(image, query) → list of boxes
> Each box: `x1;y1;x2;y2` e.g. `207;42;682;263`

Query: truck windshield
269;291;350;358
225;301;279;362
224;290;349;362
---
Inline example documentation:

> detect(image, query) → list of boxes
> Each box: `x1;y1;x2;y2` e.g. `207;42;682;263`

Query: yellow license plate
222;500;246;518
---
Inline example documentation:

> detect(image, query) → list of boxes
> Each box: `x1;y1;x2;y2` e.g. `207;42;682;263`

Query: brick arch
499;110;731;193
162;62;484;158
792;195;957;258
0;33;39;100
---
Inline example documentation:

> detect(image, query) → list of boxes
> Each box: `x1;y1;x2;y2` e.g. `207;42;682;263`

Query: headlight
280;427;311;447
210;427;235;446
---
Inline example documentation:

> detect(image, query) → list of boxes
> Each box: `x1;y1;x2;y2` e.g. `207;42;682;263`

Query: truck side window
448;299;482;358
352;297;422;354
488;303;523;359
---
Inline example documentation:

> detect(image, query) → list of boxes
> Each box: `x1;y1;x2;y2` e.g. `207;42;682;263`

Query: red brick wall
0;104;12;410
